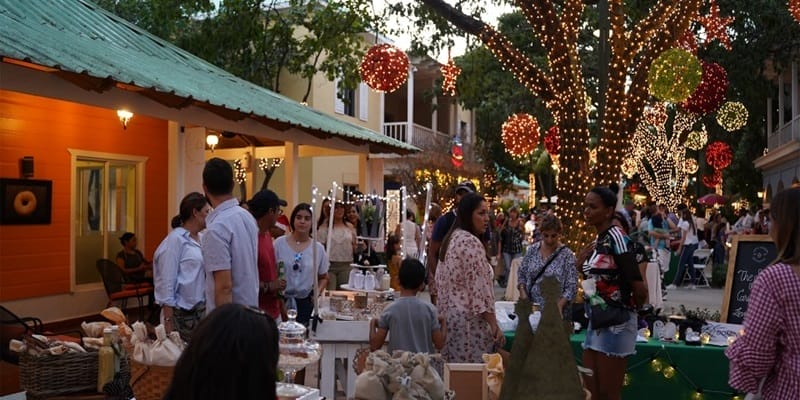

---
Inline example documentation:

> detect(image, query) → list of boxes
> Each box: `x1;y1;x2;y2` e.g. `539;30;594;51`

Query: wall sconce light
757;191;764;199
206;133;219;151
116;109;133;129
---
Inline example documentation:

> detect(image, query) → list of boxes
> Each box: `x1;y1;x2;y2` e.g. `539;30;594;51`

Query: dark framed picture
0;178;53;225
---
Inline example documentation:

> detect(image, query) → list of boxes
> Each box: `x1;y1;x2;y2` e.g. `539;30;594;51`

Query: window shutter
358;83;368;121
334;78;345;114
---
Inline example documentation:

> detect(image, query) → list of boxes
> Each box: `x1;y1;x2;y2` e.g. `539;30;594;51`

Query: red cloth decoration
702;170;723;188
501;113;540;157
359;44;409;93
681;62;729;115
544;126;560;156
705;141;733;170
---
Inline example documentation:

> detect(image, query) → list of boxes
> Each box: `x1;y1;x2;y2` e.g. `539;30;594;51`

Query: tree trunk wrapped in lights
418;0;702;247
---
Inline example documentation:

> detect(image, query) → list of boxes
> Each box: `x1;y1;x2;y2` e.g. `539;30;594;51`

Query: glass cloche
277;309;322;386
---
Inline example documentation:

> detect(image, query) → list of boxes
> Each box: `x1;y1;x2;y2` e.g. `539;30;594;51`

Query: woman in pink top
726;187;800;399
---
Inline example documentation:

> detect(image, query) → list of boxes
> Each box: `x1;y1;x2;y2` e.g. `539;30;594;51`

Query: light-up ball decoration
791;0;800;24
685;159;699;174
441;57;461;96
621;157;638;178
706;141;733;170
702;170;723;188
644;102;668;128
682;62;728;115
716;101;748;131
501;113;540;157
544;126;560;156
359;44;409;93
685;129;708;151
648;49;703;103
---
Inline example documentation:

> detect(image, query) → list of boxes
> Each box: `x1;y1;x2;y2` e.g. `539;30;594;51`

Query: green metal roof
0;0;417;154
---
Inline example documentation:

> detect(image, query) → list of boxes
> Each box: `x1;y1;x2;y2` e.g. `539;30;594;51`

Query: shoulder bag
518;246;565;298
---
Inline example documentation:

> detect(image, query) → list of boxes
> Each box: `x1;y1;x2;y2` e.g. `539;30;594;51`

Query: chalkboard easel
721;235;777;324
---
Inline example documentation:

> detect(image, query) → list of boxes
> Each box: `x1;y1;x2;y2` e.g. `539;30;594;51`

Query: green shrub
711;262;728;288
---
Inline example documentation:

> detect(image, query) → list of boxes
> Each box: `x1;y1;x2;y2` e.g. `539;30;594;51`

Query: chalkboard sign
721;235;777;324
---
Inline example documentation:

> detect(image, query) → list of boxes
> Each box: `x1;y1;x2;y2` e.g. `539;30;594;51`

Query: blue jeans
672;243;698;286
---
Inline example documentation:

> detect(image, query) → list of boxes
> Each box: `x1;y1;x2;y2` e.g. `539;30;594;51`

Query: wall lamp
206;133;219;151
117;109;133;129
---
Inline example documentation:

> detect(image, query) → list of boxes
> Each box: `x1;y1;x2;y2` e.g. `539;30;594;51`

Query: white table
311;320;371;399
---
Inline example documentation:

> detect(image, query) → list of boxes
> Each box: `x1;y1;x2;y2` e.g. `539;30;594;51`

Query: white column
284;141;299;207
358;154;368;196
406;65;415;144
778;72;785;127
431;90;438;134
767;98;773;136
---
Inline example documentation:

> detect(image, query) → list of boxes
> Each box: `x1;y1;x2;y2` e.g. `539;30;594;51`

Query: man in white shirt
201;157;259;313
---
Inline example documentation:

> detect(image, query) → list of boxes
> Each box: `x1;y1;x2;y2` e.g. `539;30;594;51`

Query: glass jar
277;309;322;386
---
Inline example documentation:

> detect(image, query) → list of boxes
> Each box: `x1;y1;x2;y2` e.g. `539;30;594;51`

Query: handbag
518;246;565;298
744;376;767;400
589;301;631;330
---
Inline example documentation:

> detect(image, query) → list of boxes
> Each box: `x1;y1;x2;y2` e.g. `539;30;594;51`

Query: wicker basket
129;357;175;400
19;350;98;398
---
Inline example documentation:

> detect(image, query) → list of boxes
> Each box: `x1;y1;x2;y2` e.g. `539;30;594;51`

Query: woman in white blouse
317;202;356;291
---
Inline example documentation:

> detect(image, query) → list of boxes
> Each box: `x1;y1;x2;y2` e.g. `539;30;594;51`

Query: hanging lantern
716;101;748;132
450;136;464;168
544;126;560;156
682;62;729;115
643;102;668;127
501;113;540;157
706;141;733;170
621;157;638;178
359;44;409;93
702;170;723;188
685;129;708;150
441;54;461;96
685;159;699;174
791;0;800;24
647;48;703;103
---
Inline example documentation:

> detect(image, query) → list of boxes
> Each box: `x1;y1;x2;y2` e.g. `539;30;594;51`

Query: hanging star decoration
441;52;461;96
698;0;735;50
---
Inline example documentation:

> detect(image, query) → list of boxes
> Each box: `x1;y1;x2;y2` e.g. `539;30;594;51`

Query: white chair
690;248;713;288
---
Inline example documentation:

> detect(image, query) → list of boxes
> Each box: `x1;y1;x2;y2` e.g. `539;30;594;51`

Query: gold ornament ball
621;157;638;178
716;101;748;131
501;113;540;157
685;129;708;150
685;159;699;174
648;49;703;103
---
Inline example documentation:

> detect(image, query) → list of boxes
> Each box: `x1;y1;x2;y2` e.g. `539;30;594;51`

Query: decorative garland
359;44;409;93
705;141;733;170
544;126;560;156
501;113;540;157
685;129;709;151
682;62;728;115
441;54;461;96
648;49;703;103
716;101;748;132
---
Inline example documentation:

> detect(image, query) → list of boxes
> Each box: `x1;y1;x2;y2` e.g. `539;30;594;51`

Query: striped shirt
582;226;637;307
726;263;800;399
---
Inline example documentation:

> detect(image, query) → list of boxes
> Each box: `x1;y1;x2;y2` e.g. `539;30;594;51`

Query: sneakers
666;284;677;290
688;284;696;290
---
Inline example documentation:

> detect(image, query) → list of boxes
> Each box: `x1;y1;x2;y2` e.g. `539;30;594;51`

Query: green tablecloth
503;331;736;399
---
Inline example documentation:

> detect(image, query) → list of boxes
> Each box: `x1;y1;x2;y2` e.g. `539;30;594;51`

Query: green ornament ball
648;49;703;103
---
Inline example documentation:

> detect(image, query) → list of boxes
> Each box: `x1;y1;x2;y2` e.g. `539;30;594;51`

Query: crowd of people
120;157;797;400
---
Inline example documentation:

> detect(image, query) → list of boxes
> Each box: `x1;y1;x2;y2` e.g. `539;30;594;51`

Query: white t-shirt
678;218;699;245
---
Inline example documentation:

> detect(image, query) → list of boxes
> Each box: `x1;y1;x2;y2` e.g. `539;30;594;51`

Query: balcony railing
768;114;800;150
383;121;479;163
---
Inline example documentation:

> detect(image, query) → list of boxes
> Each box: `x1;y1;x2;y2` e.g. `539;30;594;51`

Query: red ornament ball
544;126;560;156
702;170;723;188
792;0;800;24
502;113;540;157
705;141;733;170
681;62;728;115
359;44;409;93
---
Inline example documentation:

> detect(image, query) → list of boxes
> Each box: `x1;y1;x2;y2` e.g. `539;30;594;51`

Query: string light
705;141;733;170
359;44;409;93
685;159;699;174
440;52;461;96
685;128;709;151
501;113;541;157
681;62;729;115
791;0;800;24
647;48;703;103
698;0;735;51
621;157;638;178
259;157;283;170
716;101;748;131
676;29;698;54
233;159;246;184
702;170;723;188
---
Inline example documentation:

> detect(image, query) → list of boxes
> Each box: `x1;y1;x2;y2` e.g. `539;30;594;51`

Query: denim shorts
582;307;637;357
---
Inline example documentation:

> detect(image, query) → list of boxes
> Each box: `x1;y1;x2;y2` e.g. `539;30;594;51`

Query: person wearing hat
202;157;259;313
270;214;290;239
247;189;288;321
426;180;476;304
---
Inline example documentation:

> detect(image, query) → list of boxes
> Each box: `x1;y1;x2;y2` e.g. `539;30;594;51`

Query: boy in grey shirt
370;259;446;353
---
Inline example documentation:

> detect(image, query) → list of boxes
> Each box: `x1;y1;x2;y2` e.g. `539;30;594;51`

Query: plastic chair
690;248;713;288
96;259;153;316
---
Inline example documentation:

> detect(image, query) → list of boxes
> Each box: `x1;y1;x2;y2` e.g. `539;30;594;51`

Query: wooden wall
0;90;168;301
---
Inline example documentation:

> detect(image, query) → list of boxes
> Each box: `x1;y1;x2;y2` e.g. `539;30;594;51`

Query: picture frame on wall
0;178;53;225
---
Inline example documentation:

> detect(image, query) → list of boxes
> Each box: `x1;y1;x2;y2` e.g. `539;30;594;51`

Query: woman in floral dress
436;192;505;363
